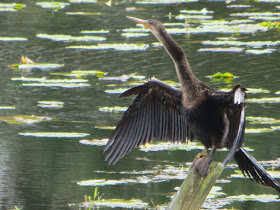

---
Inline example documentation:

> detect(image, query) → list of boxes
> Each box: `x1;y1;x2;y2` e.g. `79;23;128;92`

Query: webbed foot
192;153;212;176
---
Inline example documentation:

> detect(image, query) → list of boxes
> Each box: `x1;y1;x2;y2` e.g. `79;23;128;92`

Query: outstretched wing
104;79;189;164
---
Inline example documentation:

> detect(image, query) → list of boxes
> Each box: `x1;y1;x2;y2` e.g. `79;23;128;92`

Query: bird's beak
127;16;152;29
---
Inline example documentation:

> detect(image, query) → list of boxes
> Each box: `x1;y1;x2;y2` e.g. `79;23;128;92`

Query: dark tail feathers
234;148;280;193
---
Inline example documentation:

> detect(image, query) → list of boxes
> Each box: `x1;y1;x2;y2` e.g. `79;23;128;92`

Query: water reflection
0;0;280;209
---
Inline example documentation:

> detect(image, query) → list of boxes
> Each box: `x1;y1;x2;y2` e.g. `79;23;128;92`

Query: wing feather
104;79;188;164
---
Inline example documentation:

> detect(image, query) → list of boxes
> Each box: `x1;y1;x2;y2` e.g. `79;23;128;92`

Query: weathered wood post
167;161;224;210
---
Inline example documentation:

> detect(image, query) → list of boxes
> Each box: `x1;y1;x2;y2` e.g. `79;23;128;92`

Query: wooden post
168;161;224;210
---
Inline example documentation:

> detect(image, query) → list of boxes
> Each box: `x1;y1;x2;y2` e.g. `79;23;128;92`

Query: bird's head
127;16;165;37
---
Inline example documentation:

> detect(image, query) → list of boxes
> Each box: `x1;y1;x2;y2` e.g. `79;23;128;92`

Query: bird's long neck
153;28;207;106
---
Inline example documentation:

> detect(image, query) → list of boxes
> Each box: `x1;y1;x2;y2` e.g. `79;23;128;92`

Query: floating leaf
21;83;91;88
175;14;213;20
180;8;214;15
19;132;89;138
36;2;70;9
77;179;136;186
12;77;88;83
0;115;52;124
201;40;280;48
105;88;129;94
81;198;149;209
0;3;26;11
121;32;149;38
95;126;116;130
0;37;27;41
185;21;268;34
0;8;16;12
136;0;196;4
69;0;97;3
79;139;108;146
12;63;64;70
67;43;149;51
226;194;280;203
121;28;150;33
246;49;277;55
36;34;106;42
37;101;64;108
66;12;101;16
0;106;15;110
226;5;251;9
246;116;280;125
206;72;238;79
139;141;205;152
206;186;226;199
198;48;244;53
247;97;280;103
98;106;127;113
245;128;273;134
100;73;145;82
80;30;109;34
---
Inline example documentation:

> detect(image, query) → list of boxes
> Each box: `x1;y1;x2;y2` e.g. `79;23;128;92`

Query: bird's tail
234;148;280;193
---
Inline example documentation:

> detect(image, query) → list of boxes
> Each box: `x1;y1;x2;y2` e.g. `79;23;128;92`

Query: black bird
104;17;280;193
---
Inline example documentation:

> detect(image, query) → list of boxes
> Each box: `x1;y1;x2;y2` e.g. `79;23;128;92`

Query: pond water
0;0;280;209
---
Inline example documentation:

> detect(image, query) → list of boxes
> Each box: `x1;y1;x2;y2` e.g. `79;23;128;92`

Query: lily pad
81;198;149;209
69;0;97;3
0;8;16;12
79;139;108;146
226;194;280;203
0;3;26;10
245;128;273;134
37;101;64;108
98;106;127;113
99;73;145;82
121;32;149;38
50;70;107;78
77;179;136;186
206;72;238;79
11;63;64;70
180;8;214;15
105;88;129;94
175;14;213;20
21;83;91;88
80;30;109;34
0;106;16;110
246;116;280;125
136;0;196;4
201;40;280;48
19;132;89;138
245;49;276;55
121;28;150;33
67;43;149;51
36;34;106;42
198;48;244;53
95;126;116;130
12;77;88;83
0;37;27;41
226;5;251;8
66;12;101;16
186;21;268;34
36;2;70;9
0;115;52;124
247;97;280;103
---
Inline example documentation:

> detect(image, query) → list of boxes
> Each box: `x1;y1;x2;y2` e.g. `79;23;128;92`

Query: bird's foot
191;153;212;176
